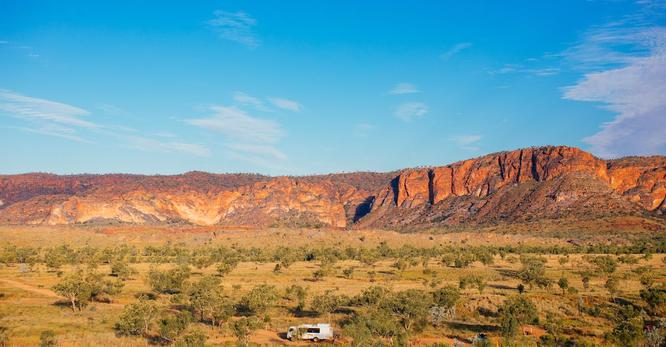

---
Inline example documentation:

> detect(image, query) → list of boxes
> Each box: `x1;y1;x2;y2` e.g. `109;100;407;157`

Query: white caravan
286;323;334;342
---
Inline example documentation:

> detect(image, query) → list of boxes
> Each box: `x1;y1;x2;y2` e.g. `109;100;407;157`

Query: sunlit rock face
0;146;664;228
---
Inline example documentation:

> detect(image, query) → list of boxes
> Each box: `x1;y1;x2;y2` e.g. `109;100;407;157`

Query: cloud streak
268;97;302;112
208;10;260;48
389;83;420;95
187;105;284;143
0;90;209;156
394;102;428;122
449;134;482;151
0;90;97;128
440;42;472;60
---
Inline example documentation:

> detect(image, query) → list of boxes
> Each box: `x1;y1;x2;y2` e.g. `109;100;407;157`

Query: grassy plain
0;225;664;346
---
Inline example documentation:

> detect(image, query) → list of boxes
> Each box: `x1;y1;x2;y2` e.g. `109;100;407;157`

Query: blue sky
1;1;665;175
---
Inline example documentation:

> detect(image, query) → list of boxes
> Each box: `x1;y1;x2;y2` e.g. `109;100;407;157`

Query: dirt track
0;277;62;298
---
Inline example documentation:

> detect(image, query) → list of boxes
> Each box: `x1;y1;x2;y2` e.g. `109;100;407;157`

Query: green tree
157;311;191;344
114;299;158;336
518;256;547;290
640;272;656;289
237;284;278;315
44;248;67;272
216;255;240;277
148;265;191;294
558;277;569;296
608;305;644;347
640;287;665;314
110;260;137;280
384;289;432;333
498;295;538;340
432;285;460;309
311;290;345;323
285;284;308;313
591;255;617;275
52;271;92;311
230;317;259;347
175;328;206;347
605;277;620;302
188;275;224;322
211;299;235;328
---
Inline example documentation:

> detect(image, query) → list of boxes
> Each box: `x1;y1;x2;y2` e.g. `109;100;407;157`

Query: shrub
236;284;278;315
498;295;538;339
114;300;158;336
175;328;206;347
148;265;191;294
52;271;93;311
157;311;191;344
39;330;57;347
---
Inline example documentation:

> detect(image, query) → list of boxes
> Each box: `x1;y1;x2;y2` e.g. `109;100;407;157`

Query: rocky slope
0;146;664;229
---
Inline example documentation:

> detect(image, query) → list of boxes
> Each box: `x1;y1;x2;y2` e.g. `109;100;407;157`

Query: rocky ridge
0;146;664;229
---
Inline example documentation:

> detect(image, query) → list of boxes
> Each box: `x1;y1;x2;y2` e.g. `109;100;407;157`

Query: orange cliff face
0;146;664;229
358;146;665;228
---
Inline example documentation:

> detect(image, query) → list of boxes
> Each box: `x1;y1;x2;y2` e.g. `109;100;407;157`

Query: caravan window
306;328;320;333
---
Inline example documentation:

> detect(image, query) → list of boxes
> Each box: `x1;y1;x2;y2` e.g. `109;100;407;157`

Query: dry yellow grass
0;226;664;346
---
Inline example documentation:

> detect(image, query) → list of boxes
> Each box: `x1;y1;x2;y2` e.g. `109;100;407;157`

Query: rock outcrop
357;146;664;228
0;146;664;229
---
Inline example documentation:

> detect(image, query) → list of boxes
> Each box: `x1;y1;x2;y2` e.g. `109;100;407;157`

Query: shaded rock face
0;146;664;228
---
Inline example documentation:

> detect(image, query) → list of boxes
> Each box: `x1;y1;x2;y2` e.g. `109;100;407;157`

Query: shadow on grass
445;321;499;334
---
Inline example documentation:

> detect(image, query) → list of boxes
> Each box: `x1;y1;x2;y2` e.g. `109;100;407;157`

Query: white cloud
0;89;97;128
268;97;302;112
394;102;428;122
0;90;208;155
388;83;420;95
208;10;260;48
17;124;89;143
449;134;482;151
562;23;666;157
490;64;560;77
440;42;472;60
233;91;267;110
187;105;285;143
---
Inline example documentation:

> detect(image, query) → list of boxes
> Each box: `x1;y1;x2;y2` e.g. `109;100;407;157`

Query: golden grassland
0;225;664;346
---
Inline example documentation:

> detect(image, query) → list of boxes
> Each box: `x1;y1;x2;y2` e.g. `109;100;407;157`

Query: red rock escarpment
0;146;664;228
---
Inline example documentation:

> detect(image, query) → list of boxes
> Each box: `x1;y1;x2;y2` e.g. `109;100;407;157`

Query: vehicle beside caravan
286;323;333;342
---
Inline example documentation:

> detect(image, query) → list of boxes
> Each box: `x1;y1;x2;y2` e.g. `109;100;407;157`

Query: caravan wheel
313;337;319;342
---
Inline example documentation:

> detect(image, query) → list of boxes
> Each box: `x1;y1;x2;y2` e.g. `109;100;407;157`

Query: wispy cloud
440;42;472;60
388;83;420;95
187;105;284;143
449;134;482;151
489;64;560;77
187;105;287;166
15;124;89;143
233;91;269;111
0;90;209;156
0;90;97;128
394;102;428;122
268;97;302;112
562;11;666;157
208;10;260;48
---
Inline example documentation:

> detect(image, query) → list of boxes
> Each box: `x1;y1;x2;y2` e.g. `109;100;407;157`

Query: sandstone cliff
0;146;664;229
